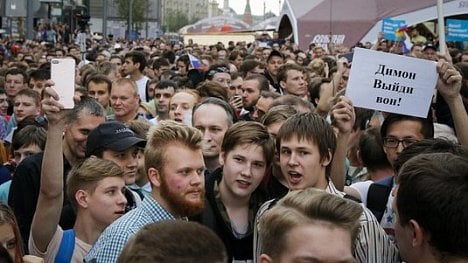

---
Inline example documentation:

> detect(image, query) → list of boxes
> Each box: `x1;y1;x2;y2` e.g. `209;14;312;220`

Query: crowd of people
0;25;467;263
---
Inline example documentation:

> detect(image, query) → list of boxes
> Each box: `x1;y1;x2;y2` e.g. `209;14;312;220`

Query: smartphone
51;58;75;109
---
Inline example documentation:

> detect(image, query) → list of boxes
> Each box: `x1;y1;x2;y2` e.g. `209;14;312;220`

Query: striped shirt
84;195;175;263
254;181;401;263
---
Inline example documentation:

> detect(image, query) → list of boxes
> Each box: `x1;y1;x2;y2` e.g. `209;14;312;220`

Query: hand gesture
436;60;462;101
331;96;355;135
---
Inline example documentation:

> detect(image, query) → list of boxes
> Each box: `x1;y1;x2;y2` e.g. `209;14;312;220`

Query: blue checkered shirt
84;195;175;263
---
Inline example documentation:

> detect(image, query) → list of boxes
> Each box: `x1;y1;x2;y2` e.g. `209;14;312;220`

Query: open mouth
236;179;251;189
288;171;302;184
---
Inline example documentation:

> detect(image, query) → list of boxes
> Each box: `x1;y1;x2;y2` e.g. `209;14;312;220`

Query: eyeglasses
383;137;418;148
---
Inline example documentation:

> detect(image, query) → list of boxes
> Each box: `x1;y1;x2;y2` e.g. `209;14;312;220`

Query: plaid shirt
254;181;401;263
84;195;175;263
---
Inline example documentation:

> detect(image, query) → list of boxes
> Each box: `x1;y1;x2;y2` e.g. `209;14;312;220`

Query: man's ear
219;151;225;166
259;254;273;263
279;80;286;89
148;167;161;188
321;149;333;167
409;219;425;248
75;190;89;208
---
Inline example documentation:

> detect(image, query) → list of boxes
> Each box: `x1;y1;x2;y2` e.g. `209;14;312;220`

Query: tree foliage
114;0;150;30
162;10;189;33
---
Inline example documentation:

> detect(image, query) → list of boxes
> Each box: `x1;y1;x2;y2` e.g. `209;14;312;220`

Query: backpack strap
366;176;394;222
55;229;75;263
344;194;362;203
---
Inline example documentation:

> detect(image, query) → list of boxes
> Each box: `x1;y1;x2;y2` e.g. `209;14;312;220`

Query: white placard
345;48;438;118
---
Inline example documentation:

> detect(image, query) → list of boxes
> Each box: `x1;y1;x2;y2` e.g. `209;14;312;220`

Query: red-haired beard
159;175;205;217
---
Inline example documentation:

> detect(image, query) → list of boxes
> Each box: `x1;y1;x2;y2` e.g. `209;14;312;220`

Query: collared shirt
326;181;400;263
84;195;175;263
254;181;400;263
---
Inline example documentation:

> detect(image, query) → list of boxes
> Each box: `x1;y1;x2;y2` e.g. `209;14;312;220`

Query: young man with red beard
193;121;274;262
85;120;206;263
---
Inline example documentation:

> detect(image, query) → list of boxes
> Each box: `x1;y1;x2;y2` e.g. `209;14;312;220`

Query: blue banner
446;19;468;41
382;18;406;41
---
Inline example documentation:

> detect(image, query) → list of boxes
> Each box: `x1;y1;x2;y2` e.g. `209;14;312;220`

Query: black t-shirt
8;152;75;251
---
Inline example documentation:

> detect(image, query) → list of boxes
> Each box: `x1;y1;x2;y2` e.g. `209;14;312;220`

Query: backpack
366;176;394;222
55;229;75;263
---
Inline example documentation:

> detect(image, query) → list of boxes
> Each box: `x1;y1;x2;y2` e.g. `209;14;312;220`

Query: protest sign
345;48;437;118
382;18;406;41
446;19;468;41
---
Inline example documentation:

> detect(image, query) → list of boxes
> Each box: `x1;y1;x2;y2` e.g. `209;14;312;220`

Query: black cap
85;121;146;157
423;43;437;51
267;50;284;62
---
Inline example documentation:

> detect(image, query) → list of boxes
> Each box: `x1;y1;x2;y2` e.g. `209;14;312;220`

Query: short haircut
359;127;391;172
66;156;124;210
110;55;123;64
397;153;468;260
12;125;47;151
193;97;235;126
380;113;434;140
260;90;280;100
308;77;330;107
85;73;112;93
221;121;275;167
276;113;336;174
269;94;313;113
260;188;362;259
15;88;41;106
152;58;170;70
6;68;28;82
205;63;230;81
277;63;305;84
243;74;269;92
128;120;151;140
65;96;105;124
156;80;178;90
112;78;139;97
144;120;202;173
29;69;50;81
239;59;263;75
195;81;229;102
261;105;298;127
96;61;118;77
228;50;242;62
176;54;190;69
125;51;147;72
117;220;227;263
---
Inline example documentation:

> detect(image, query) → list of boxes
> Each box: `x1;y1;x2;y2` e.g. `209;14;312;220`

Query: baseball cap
423;43;437;51
267;50;284;62
86;121;146;157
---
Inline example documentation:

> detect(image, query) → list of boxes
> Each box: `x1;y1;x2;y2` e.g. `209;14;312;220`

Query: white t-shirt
29;227;91;263
135;76;150;102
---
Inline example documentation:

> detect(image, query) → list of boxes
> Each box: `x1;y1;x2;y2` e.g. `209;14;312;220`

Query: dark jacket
192;168;267;262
